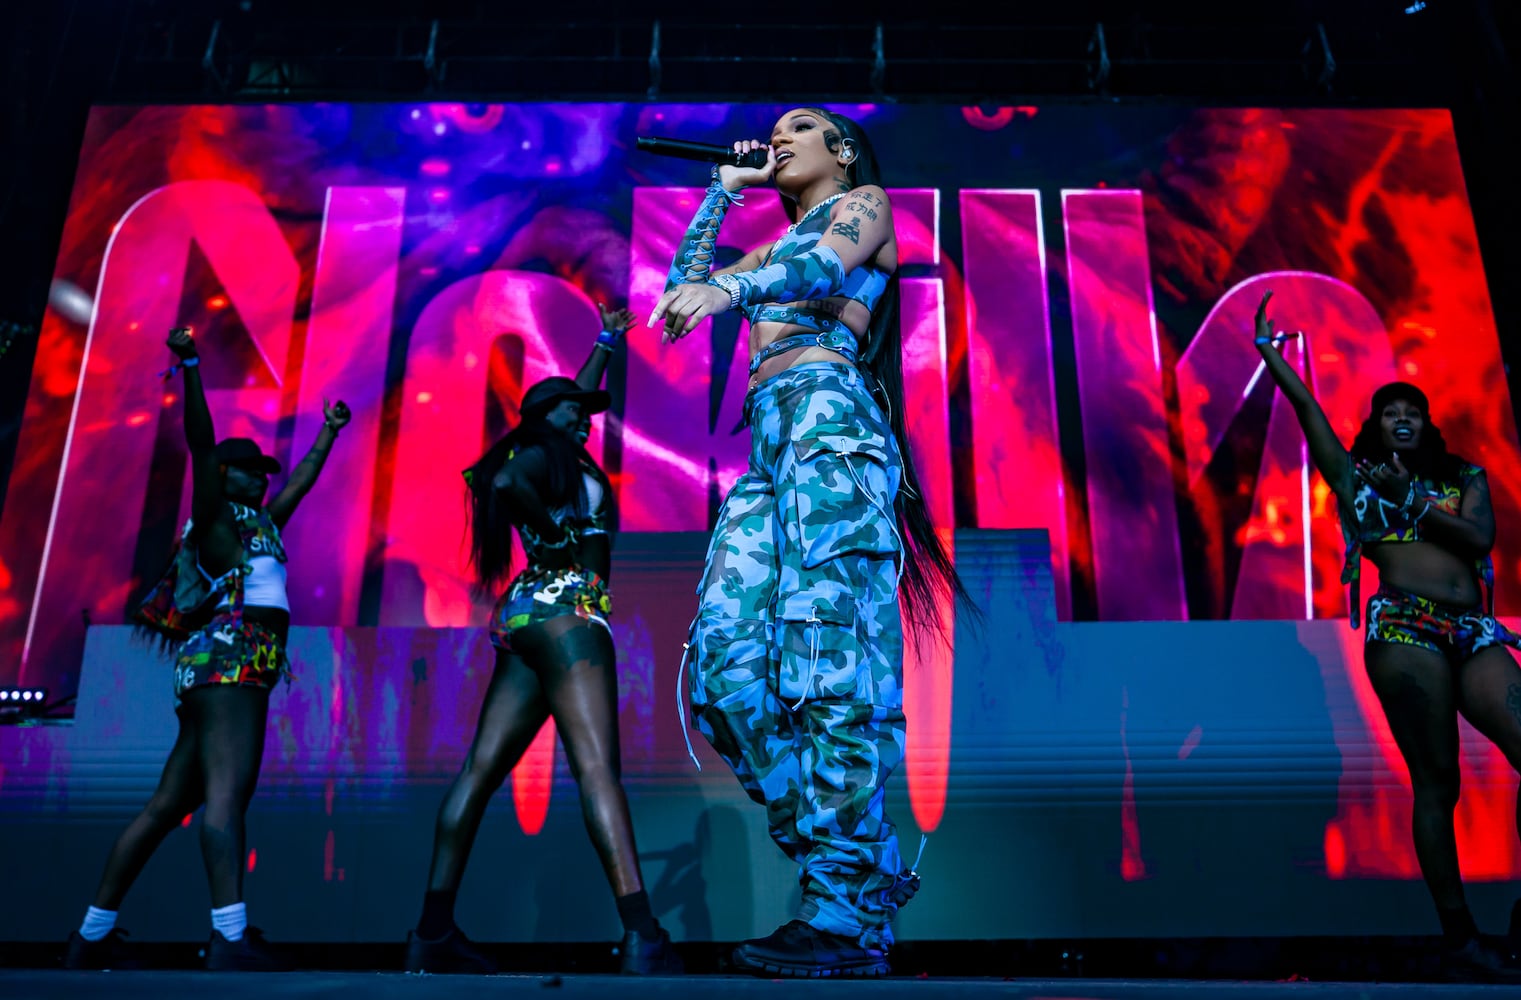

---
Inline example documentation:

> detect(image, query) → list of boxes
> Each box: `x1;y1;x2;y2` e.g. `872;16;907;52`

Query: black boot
205;927;291;972
731;920;889;978
63;929;141;971
1441;936;1521;983
618;924;684;975
405;927;498;974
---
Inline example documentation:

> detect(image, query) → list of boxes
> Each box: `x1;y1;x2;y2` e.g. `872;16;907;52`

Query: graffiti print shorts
173;613;288;707
1365;586;1521;665
488;566;611;653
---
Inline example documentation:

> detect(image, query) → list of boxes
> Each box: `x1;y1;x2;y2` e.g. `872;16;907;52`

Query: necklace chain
787;192;847;232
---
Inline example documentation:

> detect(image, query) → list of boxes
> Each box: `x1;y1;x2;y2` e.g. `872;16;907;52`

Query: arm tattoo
1470;476;1492;520
844;201;879;221
830;218;863;244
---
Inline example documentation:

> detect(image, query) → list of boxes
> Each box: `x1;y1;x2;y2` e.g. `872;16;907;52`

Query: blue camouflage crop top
744;193;892;334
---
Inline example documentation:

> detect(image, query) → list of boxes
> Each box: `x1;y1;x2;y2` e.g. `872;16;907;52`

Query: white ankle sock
211;902;247;942
79;906;118;942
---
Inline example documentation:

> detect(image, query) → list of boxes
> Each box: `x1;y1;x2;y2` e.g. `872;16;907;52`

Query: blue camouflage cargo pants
686;362;911;948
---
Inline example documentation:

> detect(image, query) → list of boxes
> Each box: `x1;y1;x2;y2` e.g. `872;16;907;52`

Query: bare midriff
1367;540;1482;607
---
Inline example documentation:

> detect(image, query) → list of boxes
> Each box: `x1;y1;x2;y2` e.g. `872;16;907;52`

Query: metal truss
97;3;1471;104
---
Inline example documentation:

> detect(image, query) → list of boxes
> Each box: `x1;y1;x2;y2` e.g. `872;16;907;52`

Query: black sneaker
1441;936;1521;983
618;925;684;975
404;927;498;974
63;929;141;970
205;927;291;972
731;919;889;978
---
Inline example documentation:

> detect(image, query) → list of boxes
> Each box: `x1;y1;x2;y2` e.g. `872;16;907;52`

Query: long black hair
463;414;590;594
798;107;977;637
1348;381;1468;484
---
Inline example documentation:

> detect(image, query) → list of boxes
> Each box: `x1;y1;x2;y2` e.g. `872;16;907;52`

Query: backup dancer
66;326;349;971
405;305;681;976
1256;291;1521;981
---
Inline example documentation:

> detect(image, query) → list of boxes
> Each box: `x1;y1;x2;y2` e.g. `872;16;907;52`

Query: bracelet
710;273;743;310
539;526;577;549
595;329;621;351
157;356;200;378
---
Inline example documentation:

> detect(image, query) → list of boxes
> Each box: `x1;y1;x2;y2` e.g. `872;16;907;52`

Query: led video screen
0;104;1518;942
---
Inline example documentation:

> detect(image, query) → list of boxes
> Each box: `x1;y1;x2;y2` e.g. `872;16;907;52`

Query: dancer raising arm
1255;291;1521;982
66;326;349;972
405;304;682;977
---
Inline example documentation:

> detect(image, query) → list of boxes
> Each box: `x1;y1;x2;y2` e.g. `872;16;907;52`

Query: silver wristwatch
710;273;743;310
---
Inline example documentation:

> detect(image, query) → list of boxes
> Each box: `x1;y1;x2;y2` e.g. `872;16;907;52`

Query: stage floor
3;972;1521;999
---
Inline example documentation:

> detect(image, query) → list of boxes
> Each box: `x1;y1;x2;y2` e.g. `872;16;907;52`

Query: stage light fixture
0;687;49;709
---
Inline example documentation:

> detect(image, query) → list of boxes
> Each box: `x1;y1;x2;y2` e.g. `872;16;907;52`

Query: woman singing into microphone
649;107;973;978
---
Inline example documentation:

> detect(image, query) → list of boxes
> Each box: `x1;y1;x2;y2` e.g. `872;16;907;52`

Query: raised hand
1254;291;1300;350
1355;451;1415;503
597;302;638;338
717;139;776;191
323;398;352;432
1254;292;1277;347
166;326;198;359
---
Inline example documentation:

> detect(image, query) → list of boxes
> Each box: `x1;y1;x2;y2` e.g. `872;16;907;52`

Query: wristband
157;356;201;378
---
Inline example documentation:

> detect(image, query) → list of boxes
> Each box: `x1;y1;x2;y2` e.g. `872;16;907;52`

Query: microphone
636;137;768;169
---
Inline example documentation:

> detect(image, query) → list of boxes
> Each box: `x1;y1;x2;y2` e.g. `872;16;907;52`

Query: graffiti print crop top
1336;461;1492;628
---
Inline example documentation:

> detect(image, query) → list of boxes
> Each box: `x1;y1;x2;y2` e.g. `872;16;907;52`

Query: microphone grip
636;136;768;170
732;147;768;169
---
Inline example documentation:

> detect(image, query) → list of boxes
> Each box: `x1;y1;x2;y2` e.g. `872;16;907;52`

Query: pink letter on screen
1063;189;1185;621
21;181;297;685
1176;273;1395;619
281;187;405;626
901;275;956;833
888;188;957;832
960;190;1069;618
382;270;605;627
383;269;605;836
